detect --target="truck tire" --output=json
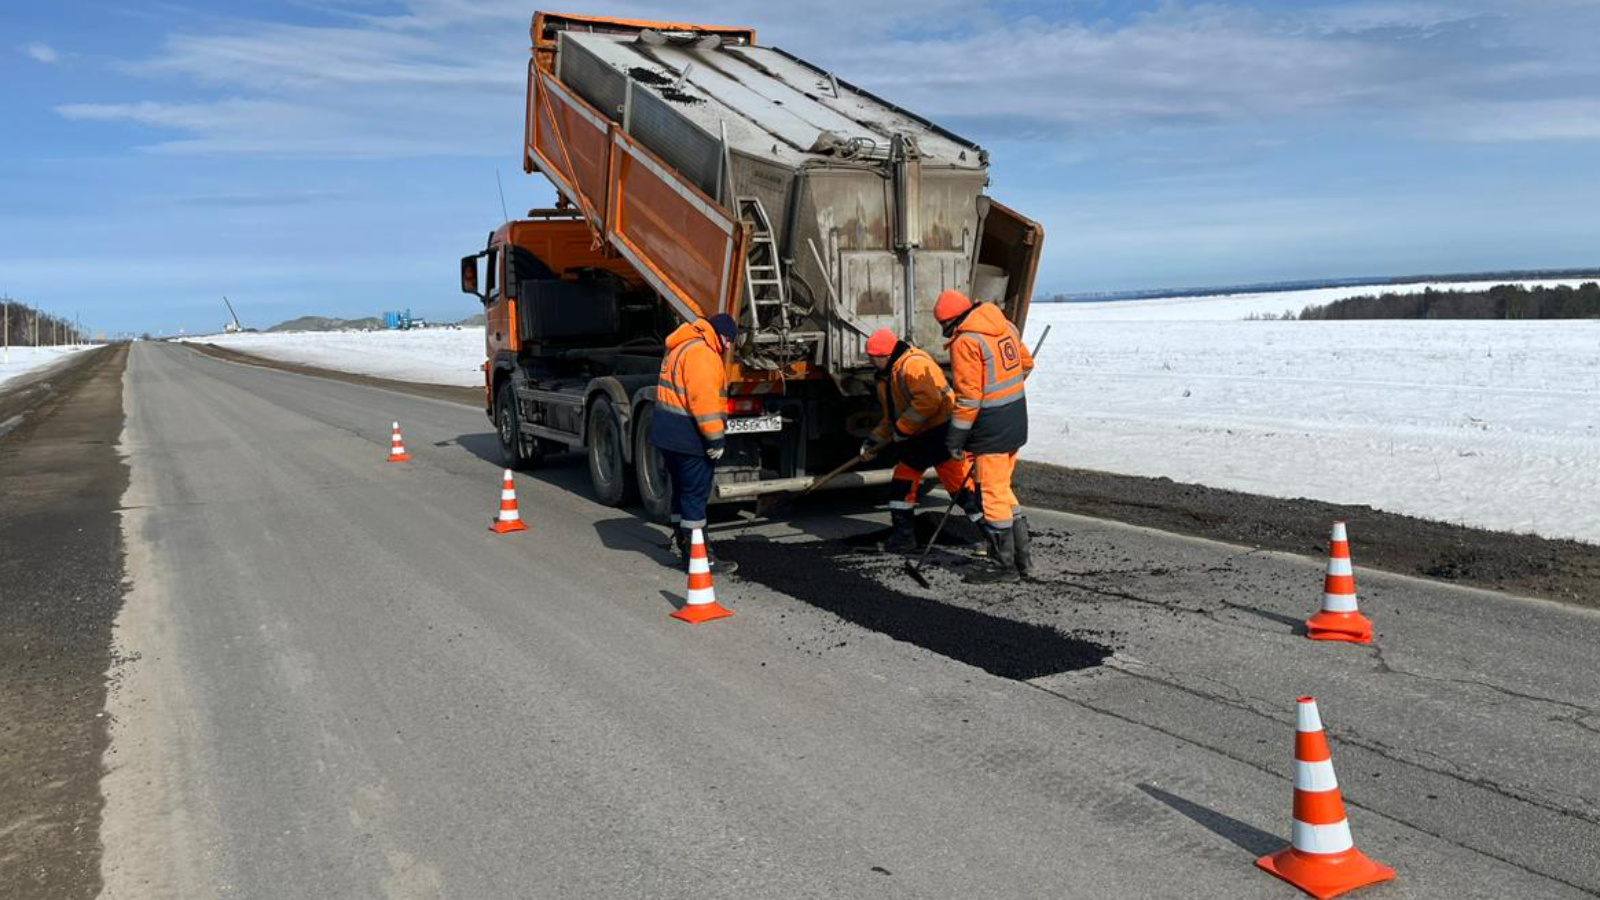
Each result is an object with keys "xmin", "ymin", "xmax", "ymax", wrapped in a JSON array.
[
  {"xmin": 497, "ymin": 382, "xmax": 543, "ymax": 470},
  {"xmin": 632, "ymin": 403, "xmax": 672, "ymax": 524},
  {"xmin": 586, "ymin": 395, "xmax": 637, "ymax": 507}
]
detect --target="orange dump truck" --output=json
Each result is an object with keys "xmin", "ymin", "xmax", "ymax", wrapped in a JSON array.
[{"xmin": 461, "ymin": 11, "xmax": 1042, "ymax": 520}]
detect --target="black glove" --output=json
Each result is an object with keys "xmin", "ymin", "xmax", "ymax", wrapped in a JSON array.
[{"xmin": 859, "ymin": 438, "xmax": 879, "ymax": 459}]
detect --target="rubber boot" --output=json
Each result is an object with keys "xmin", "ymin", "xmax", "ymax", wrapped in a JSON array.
[
  {"xmin": 964, "ymin": 527, "xmax": 1020, "ymax": 584},
  {"xmin": 954, "ymin": 488, "xmax": 987, "ymax": 553},
  {"xmin": 1012, "ymin": 515, "xmax": 1034, "ymax": 579},
  {"xmin": 884, "ymin": 507, "xmax": 918, "ymax": 553}
]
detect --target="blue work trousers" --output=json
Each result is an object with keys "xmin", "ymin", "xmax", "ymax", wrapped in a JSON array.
[{"xmin": 662, "ymin": 448, "xmax": 715, "ymax": 530}]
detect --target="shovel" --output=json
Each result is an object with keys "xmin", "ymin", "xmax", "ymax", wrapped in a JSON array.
[
  {"xmin": 753, "ymin": 437, "xmax": 891, "ymax": 518},
  {"xmin": 903, "ymin": 471, "xmax": 976, "ymax": 589}
]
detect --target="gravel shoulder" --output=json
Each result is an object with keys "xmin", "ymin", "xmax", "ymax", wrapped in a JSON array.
[
  {"xmin": 191, "ymin": 341, "xmax": 1600, "ymax": 608},
  {"xmin": 0, "ymin": 343, "xmax": 130, "ymax": 900}
]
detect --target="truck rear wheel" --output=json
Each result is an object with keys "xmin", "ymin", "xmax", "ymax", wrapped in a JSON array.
[
  {"xmin": 497, "ymin": 382, "xmax": 543, "ymax": 470},
  {"xmin": 633, "ymin": 403, "xmax": 672, "ymax": 524},
  {"xmin": 586, "ymin": 396, "xmax": 637, "ymax": 507}
]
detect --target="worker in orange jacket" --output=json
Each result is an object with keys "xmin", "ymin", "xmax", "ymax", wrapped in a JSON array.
[
  {"xmin": 650, "ymin": 312, "xmax": 740, "ymax": 573},
  {"xmin": 934, "ymin": 290, "xmax": 1035, "ymax": 583},
  {"xmin": 861, "ymin": 328, "xmax": 984, "ymax": 552}
]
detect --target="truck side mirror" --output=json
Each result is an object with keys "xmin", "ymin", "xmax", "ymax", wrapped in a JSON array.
[{"xmin": 461, "ymin": 254, "xmax": 485, "ymax": 300}]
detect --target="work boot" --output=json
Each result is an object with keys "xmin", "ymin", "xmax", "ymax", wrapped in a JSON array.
[
  {"xmin": 883, "ymin": 507, "xmax": 918, "ymax": 553},
  {"xmin": 669, "ymin": 526, "xmax": 688, "ymax": 564},
  {"xmin": 1013, "ymin": 515, "xmax": 1034, "ymax": 579},
  {"xmin": 964, "ymin": 526, "xmax": 1020, "ymax": 584},
  {"xmin": 703, "ymin": 535, "xmax": 739, "ymax": 577}
]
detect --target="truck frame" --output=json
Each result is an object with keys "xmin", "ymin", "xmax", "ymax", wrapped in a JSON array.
[{"xmin": 462, "ymin": 11, "xmax": 1043, "ymax": 521}]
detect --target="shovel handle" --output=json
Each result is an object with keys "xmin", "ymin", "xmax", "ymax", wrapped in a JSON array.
[{"xmin": 798, "ymin": 436, "xmax": 890, "ymax": 498}]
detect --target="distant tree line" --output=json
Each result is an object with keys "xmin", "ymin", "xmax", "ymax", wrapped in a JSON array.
[
  {"xmin": 2, "ymin": 299, "xmax": 87, "ymax": 346},
  {"xmin": 1296, "ymin": 283, "xmax": 1600, "ymax": 320}
]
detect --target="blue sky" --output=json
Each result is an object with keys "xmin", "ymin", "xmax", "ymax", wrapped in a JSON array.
[{"xmin": 4, "ymin": 1, "xmax": 1599, "ymax": 335}]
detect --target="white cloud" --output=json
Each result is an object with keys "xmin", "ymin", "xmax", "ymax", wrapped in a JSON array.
[
  {"xmin": 50, "ymin": 0, "xmax": 1600, "ymax": 160},
  {"xmin": 25, "ymin": 42, "xmax": 59, "ymax": 64},
  {"xmin": 1439, "ymin": 99, "xmax": 1600, "ymax": 142}
]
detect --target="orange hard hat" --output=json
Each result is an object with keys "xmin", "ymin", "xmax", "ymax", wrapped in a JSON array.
[
  {"xmin": 865, "ymin": 328, "xmax": 898, "ymax": 357},
  {"xmin": 934, "ymin": 289, "xmax": 974, "ymax": 323}
]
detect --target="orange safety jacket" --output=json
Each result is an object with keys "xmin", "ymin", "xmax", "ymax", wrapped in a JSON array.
[
  {"xmin": 870, "ymin": 343, "xmax": 954, "ymax": 444},
  {"xmin": 650, "ymin": 319, "xmax": 729, "ymax": 455},
  {"xmin": 945, "ymin": 302, "xmax": 1033, "ymax": 455}
]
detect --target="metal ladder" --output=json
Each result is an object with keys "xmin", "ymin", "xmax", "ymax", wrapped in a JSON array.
[{"xmin": 737, "ymin": 196, "xmax": 789, "ymax": 340}]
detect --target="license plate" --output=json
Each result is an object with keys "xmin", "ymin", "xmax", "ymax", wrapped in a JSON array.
[{"xmin": 726, "ymin": 413, "xmax": 783, "ymax": 435}]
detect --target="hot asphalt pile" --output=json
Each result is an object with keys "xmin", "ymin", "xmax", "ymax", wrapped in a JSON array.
[{"xmin": 721, "ymin": 513, "xmax": 1115, "ymax": 681}]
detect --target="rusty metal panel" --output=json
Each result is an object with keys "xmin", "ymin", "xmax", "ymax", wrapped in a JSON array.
[{"xmin": 607, "ymin": 130, "xmax": 740, "ymax": 322}]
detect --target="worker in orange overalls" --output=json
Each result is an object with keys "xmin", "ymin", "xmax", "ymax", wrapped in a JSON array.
[
  {"xmin": 934, "ymin": 290, "xmax": 1035, "ymax": 583},
  {"xmin": 650, "ymin": 312, "xmax": 740, "ymax": 574},
  {"xmin": 860, "ymin": 328, "xmax": 984, "ymax": 552}
]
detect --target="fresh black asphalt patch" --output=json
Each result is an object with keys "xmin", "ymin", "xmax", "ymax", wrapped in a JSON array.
[{"xmin": 721, "ymin": 521, "xmax": 1113, "ymax": 681}]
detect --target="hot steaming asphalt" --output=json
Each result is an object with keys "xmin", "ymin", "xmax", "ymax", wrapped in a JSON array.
[{"xmin": 103, "ymin": 340, "xmax": 1600, "ymax": 898}]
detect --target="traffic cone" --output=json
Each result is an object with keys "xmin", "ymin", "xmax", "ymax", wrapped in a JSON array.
[
  {"xmin": 387, "ymin": 421, "xmax": 412, "ymax": 463},
  {"xmin": 489, "ymin": 469, "xmax": 528, "ymax": 533},
  {"xmin": 670, "ymin": 528, "xmax": 732, "ymax": 624},
  {"xmin": 1307, "ymin": 521, "xmax": 1374, "ymax": 644},
  {"xmin": 1257, "ymin": 696, "xmax": 1395, "ymax": 899}
]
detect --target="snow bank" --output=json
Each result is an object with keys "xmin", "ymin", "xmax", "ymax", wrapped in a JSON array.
[
  {"xmin": 183, "ymin": 328, "xmax": 486, "ymax": 387},
  {"xmin": 1021, "ymin": 313, "xmax": 1600, "ymax": 544},
  {"xmin": 0, "ymin": 345, "xmax": 97, "ymax": 392}
]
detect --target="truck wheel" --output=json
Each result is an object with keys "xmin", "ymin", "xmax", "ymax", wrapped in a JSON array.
[
  {"xmin": 586, "ymin": 396, "xmax": 637, "ymax": 507},
  {"xmin": 633, "ymin": 404, "xmax": 672, "ymax": 524},
  {"xmin": 497, "ymin": 382, "xmax": 543, "ymax": 470}
]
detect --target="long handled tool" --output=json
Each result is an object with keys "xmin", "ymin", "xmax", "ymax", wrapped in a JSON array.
[
  {"xmin": 903, "ymin": 471, "xmax": 976, "ymax": 589},
  {"xmin": 754, "ymin": 437, "xmax": 890, "ymax": 518},
  {"xmin": 902, "ymin": 325, "xmax": 1051, "ymax": 588}
]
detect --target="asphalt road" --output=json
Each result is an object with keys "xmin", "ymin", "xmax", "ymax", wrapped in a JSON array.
[{"xmin": 102, "ymin": 340, "xmax": 1600, "ymax": 899}]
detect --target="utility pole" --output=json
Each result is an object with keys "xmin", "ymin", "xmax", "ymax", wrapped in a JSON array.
[{"xmin": 3, "ymin": 294, "xmax": 9, "ymax": 364}]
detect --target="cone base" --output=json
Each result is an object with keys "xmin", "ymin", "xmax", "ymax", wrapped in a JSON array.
[
  {"xmin": 387, "ymin": 454, "xmax": 412, "ymax": 463},
  {"xmin": 490, "ymin": 519, "xmax": 528, "ymax": 534},
  {"xmin": 1307, "ymin": 611, "xmax": 1373, "ymax": 644},
  {"xmin": 1256, "ymin": 846, "xmax": 1396, "ymax": 899},
  {"xmin": 670, "ymin": 602, "xmax": 733, "ymax": 625}
]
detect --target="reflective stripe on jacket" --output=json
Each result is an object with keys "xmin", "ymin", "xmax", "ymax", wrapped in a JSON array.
[
  {"xmin": 945, "ymin": 303, "xmax": 1033, "ymax": 454},
  {"xmin": 649, "ymin": 319, "xmax": 728, "ymax": 455},
  {"xmin": 871, "ymin": 343, "xmax": 954, "ymax": 444}
]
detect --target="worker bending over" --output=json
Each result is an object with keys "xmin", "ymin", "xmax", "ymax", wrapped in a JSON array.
[
  {"xmin": 935, "ymin": 290, "xmax": 1035, "ymax": 583},
  {"xmin": 650, "ymin": 312, "xmax": 740, "ymax": 574},
  {"xmin": 861, "ymin": 328, "xmax": 984, "ymax": 552}
]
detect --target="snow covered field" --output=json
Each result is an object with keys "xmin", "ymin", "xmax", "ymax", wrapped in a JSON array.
[
  {"xmin": 184, "ymin": 328, "xmax": 485, "ymax": 387},
  {"xmin": 183, "ymin": 279, "xmax": 1600, "ymax": 543},
  {"xmin": 1024, "ymin": 290, "xmax": 1600, "ymax": 544},
  {"xmin": 1056, "ymin": 279, "xmax": 1592, "ymax": 321},
  {"xmin": 0, "ymin": 345, "xmax": 97, "ymax": 392}
]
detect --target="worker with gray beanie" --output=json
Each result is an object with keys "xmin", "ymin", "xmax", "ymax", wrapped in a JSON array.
[{"xmin": 651, "ymin": 312, "xmax": 740, "ymax": 572}]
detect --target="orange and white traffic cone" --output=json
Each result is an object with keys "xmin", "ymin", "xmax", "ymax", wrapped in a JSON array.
[
  {"xmin": 1257, "ymin": 697, "xmax": 1395, "ymax": 899},
  {"xmin": 1307, "ymin": 521, "xmax": 1374, "ymax": 644},
  {"xmin": 670, "ymin": 528, "xmax": 732, "ymax": 624},
  {"xmin": 387, "ymin": 421, "xmax": 412, "ymax": 463},
  {"xmin": 489, "ymin": 469, "xmax": 528, "ymax": 534}
]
